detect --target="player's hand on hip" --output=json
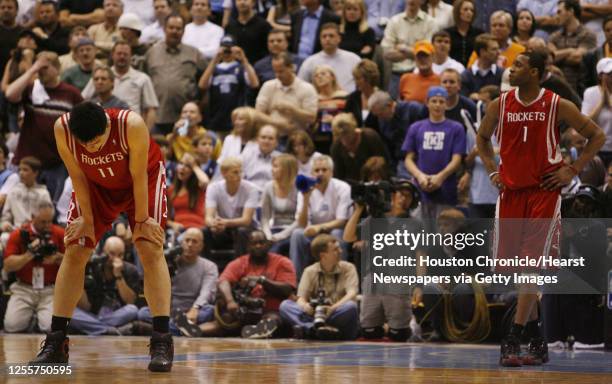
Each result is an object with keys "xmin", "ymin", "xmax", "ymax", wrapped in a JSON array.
[
  {"xmin": 65, "ymin": 217, "xmax": 95, "ymax": 245},
  {"xmin": 490, "ymin": 173, "xmax": 505, "ymax": 190},
  {"xmin": 133, "ymin": 217, "xmax": 164, "ymax": 247},
  {"xmin": 540, "ymin": 167, "xmax": 573, "ymax": 191}
]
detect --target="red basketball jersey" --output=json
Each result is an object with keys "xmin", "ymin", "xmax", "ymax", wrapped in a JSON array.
[
  {"xmin": 59, "ymin": 109, "xmax": 163, "ymax": 190},
  {"xmin": 495, "ymin": 88, "xmax": 562, "ymax": 190}
]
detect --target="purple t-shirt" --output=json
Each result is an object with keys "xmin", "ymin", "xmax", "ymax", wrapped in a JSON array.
[{"xmin": 401, "ymin": 118, "xmax": 466, "ymax": 204}]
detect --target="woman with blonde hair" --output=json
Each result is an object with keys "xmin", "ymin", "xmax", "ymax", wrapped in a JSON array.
[
  {"xmin": 261, "ymin": 154, "xmax": 299, "ymax": 255},
  {"xmin": 339, "ymin": 0, "xmax": 376, "ymax": 59},
  {"xmin": 344, "ymin": 59, "xmax": 380, "ymax": 129},
  {"xmin": 218, "ymin": 106, "xmax": 286, "ymax": 163},
  {"xmin": 312, "ymin": 65, "xmax": 348, "ymax": 154}
]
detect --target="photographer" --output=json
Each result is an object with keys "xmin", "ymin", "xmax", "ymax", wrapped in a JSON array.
[
  {"xmin": 3, "ymin": 201, "xmax": 64, "ymax": 333},
  {"xmin": 199, "ymin": 230, "xmax": 296, "ymax": 338},
  {"xmin": 138, "ymin": 228, "xmax": 218, "ymax": 337},
  {"xmin": 69, "ymin": 236, "xmax": 140, "ymax": 335},
  {"xmin": 280, "ymin": 234, "xmax": 359, "ymax": 340},
  {"xmin": 543, "ymin": 185, "xmax": 610, "ymax": 345},
  {"xmin": 344, "ymin": 179, "xmax": 423, "ymax": 341},
  {"xmin": 198, "ymin": 35, "xmax": 259, "ymax": 133}
]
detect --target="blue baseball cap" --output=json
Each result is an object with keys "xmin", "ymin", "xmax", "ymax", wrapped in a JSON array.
[{"xmin": 427, "ymin": 86, "xmax": 448, "ymax": 100}]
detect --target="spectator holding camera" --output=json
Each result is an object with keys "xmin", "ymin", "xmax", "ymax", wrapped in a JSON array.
[
  {"xmin": 3, "ymin": 201, "xmax": 64, "ymax": 333},
  {"xmin": 199, "ymin": 35, "xmax": 259, "ymax": 133},
  {"xmin": 280, "ymin": 234, "xmax": 359, "ymax": 340},
  {"xmin": 69, "ymin": 236, "xmax": 141, "ymax": 335},
  {"xmin": 1, "ymin": 157, "xmax": 52, "ymax": 233},
  {"xmin": 138, "ymin": 228, "xmax": 219, "ymax": 337},
  {"xmin": 290, "ymin": 155, "xmax": 352, "ymax": 279},
  {"xmin": 199, "ymin": 230, "xmax": 296, "ymax": 338}
]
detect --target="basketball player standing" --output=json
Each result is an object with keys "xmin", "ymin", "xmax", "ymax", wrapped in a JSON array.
[
  {"xmin": 29, "ymin": 102, "xmax": 173, "ymax": 372},
  {"xmin": 477, "ymin": 51, "xmax": 605, "ymax": 366}
]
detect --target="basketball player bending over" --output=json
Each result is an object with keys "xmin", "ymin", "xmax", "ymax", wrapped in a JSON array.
[
  {"xmin": 477, "ymin": 51, "xmax": 605, "ymax": 367},
  {"xmin": 29, "ymin": 102, "xmax": 174, "ymax": 372}
]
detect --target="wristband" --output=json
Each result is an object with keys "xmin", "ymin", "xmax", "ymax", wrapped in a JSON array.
[
  {"xmin": 568, "ymin": 164, "xmax": 579, "ymax": 176},
  {"xmin": 488, "ymin": 171, "xmax": 499, "ymax": 180}
]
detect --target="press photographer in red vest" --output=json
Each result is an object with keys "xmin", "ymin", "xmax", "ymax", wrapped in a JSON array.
[{"xmin": 3, "ymin": 201, "xmax": 64, "ymax": 333}]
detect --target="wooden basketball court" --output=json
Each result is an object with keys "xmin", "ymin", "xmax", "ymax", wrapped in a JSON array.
[{"xmin": 1, "ymin": 335, "xmax": 611, "ymax": 383}]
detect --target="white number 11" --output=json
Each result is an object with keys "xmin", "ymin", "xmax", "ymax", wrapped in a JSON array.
[
  {"xmin": 98, "ymin": 167, "xmax": 115, "ymax": 178},
  {"xmin": 523, "ymin": 126, "xmax": 528, "ymax": 142}
]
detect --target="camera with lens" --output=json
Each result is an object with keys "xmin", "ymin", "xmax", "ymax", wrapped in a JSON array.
[
  {"xmin": 21, "ymin": 230, "xmax": 58, "ymax": 263},
  {"xmin": 233, "ymin": 278, "xmax": 266, "ymax": 325},
  {"xmin": 350, "ymin": 180, "xmax": 391, "ymax": 218},
  {"xmin": 84, "ymin": 254, "xmax": 107, "ymax": 292},
  {"xmin": 309, "ymin": 287, "xmax": 332, "ymax": 329},
  {"xmin": 164, "ymin": 245, "xmax": 182, "ymax": 276}
]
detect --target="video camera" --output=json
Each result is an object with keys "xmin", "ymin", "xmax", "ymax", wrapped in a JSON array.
[
  {"xmin": 233, "ymin": 278, "xmax": 266, "ymax": 325},
  {"xmin": 309, "ymin": 287, "xmax": 332, "ymax": 329},
  {"xmin": 84, "ymin": 254, "xmax": 107, "ymax": 292},
  {"xmin": 350, "ymin": 180, "xmax": 392, "ymax": 218},
  {"xmin": 21, "ymin": 230, "xmax": 58, "ymax": 263}
]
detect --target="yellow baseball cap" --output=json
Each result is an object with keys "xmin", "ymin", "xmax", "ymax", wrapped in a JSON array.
[{"xmin": 414, "ymin": 41, "xmax": 434, "ymax": 55}]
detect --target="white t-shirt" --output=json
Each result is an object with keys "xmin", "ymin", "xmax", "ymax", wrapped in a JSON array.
[
  {"xmin": 582, "ymin": 85, "xmax": 612, "ymax": 152},
  {"xmin": 182, "ymin": 21, "xmax": 224, "ymax": 59},
  {"xmin": 0, "ymin": 173, "xmax": 19, "ymax": 197},
  {"xmin": 297, "ymin": 49, "xmax": 362, "ymax": 93},
  {"xmin": 140, "ymin": 21, "xmax": 165, "ymax": 45},
  {"xmin": 123, "ymin": 0, "xmax": 156, "ymax": 25},
  {"xmin": 432, "ymin": 57, "xmax": 466, "ymax": 76},
  {"xmin": 217, "ymin": 135, "xmax": 258, "ymax": 165},
  {"xmin": 425, "ymin": 1, "xmax": 454, "ymax": 31},
  {"xmin": 295, "ymin": 178, "xmax": 352, "ymax": 225},
  {"xmin": 205, "ymin": 179, "xmax": 260, "ymax": 219},
  {"xmin": 297, "ymin": 151, "xmax": 323, "ymax": 176}
]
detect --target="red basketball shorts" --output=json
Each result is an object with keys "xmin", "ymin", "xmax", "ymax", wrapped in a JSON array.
[
  {"xmin": 491, "ymin": 187, "xmax": 561, "ymax": 273},
  {"xmin": 67, "ymin": 161, "xmax": 167, "ymax": 248}
]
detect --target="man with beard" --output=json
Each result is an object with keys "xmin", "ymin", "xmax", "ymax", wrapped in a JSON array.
[{"xmin": 199, "ymin": 230, "xmax": 296, "ymax": 338}]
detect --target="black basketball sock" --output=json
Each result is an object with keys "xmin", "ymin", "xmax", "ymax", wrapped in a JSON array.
[
  {"xmin": 51, "ymin": 316, "xmax": 71, "ymax": 335},
  {"xmin": 152, "ymin": 316, "xmax": 170, "ymax": 334},
  {"xmin": 509, "ymin": 323, "xmax": 524, "ymax": 339},
  {"xmin": 525, "ymin": 319, "xmax": 541, "ymax": 339}
]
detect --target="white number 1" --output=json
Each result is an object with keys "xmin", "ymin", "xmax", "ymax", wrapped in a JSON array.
[
  {"xmin": 523, "ymin": 126, "xmax": 528, "ymax": 142},
  {"xmin": 98, "ymin": 167, "xmax": 115, "ymax": 178}
]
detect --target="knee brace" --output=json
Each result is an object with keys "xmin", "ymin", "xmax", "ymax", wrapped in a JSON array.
[
  {"xmin": 388, "ymin": 328, "xmax": 410, "ymax": 342},
  {"xmin": 361, "ymin": 326, "xmax": 384, "ymax": 339}
]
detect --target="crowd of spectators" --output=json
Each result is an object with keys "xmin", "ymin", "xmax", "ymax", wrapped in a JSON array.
[{"xmin": 0, "ymin": 0, "xmax": 611, "ymax": 343}]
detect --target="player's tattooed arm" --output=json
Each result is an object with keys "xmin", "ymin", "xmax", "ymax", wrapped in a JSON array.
[{"xmin": 54, "ymin": 118, "xmax": 96, "ymax": 244}]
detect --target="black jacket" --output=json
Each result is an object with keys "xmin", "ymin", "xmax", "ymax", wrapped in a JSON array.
[{"xmin": 289, "ymin": 7, "xmax": 340, "ymax": 55}]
